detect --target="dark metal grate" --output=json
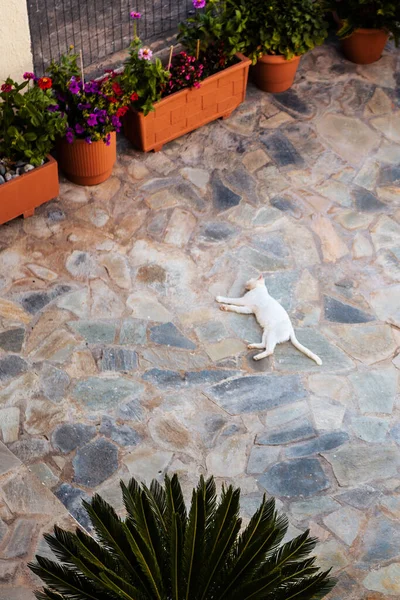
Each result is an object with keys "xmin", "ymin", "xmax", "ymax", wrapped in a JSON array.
[{"xmin": 27, "ymin": 0, "xmax": 193, "ymax": 75}]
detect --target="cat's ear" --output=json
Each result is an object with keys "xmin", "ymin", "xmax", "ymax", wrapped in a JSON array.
[{"xmin": 257, "ymin": 275, "xmax": 264, "ymax": 281}]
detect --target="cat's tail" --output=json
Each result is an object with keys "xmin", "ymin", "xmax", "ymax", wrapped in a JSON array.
[{"xmin": 290, "ymin": 334, "xmax": 322, "ymax": 366}]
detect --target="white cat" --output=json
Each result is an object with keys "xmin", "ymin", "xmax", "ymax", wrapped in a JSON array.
[{"xmin": 216, "ymin": 275, "xmax": 322, "ymax": 364}]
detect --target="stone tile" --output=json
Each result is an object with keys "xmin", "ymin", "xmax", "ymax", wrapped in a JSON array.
[
  {"xmin": 0, "ymin": 442, "xmax": 21, "ymax": 476},
  {"xmin": 371, "ymin": 215, "xmax": 400, "ymax": 251},
  {"xmin": 242, "ymin": 149, "xmax": 270, "ymax": 173},
  {"xmin": 90, "ymin": 280, "xmax": 125, "ymax": 319},
  {"xmin": 365, "ymin": 87, "xmax": 393, "ymax": 116},
  {"xmin": 119, "ymin": 318, "xmax": 147, "ymax": 345},
  {"xmin": 247, "ymin": 445, "xmax": 281, "ymax": 474},
  {"xmin": 68, "ymin": 319, "xmax": 117, "ymax": 344},
  {"xmin": 256, "ymin": 417, "xmax": 316, "ymax": 446},
  {"xmin": 9, "ymin": 439, "xmax": 50, "ymax": 464},
  {"xmin": 274, "ymin": 329, "xmax": 353, "ymax": 372},
  {"xmin": 0, "ymin": 560, "xmax": 18, "ymax": 583},
  {"xmin": 100, "ymin": 347, "xmax": 138, "ymax": 372},
  {"xmin": 0, "ymin": 328, "xmax": 24, "ymax": 352},
  {"xmin": 349, "ymin": 368, "xmax": 398, "ymax": 414},
  {"xmin": 52, "ymin": 423, "xmax": 96, "ymax": 454},
  {"xmin": 40, "ymin": 364, "xmax": 70, "ymax": 402},
  {"xmin": 72, "ymin": 377, "xmax": 144, "ymax": 411},
  {"xmin": 335, "ymin": 210, "xmax": 374, "ymax": 230},
  {"xmin": 0, "ymin": 407, "xmax": 20, "ymax": 443},
  {"xmin": 31, "ymin": 329, "xmax": 77, "ymax": 363},
  {"xmin": 206, "ymin": 435, "xmax": 251, "ymax": 477},
  {"xmin": 207, "ymin": 374, "xmax": 306, "ymax": 415},
  {"xmin": 317, "ymin": 113, "xmax": 380, "ymax": 166},
  {"xmin": 324, "ymin": 296, "xmax": 374, "ymax": 323},
  {"xmin": 286, "ymin": 431, "xmax": 349, "ymax": 458},
  {"xmin": 99, "ymin": 416, "xmax": 141, "ymax": 447},
  {"xmin": 55, "ymin": 483, "xmax": 91, "ymax": 530},
  {"xmin": 73, "ymin": 438, "xmax": 118, "ymax": 487},
  {"xmin": 127, "ymin": 293, "xmax": 172, "ymax": 323},
  {"xmin": 140, "ymin": 347, "xmax": 209, "ymax": 371},
  {"xmin": 212, "ymin": 173, "xmax": 241, "ymax": 212},
  {"xmin": 180, "ymin": 167, "xmax": 210, "ymax": 191},
  {"xmin": 363, "ymin": 563, "xmax": 400, "ymax": 595},
  {"xmin": 322, "ymin": 444, "xmax": 400, "ymax": 486},
  {"xmin": 309, "ymin": 397, "xmax": 346, "ymax": 430},
  {"xmin": 164, "ymin": 208, "xmax": 197, "ymax": 247},
  {"xmin": 65, "ymin": 350, "xmax": 98, "ymax": 378},
  {"xmin": 0, "ymin": 298, "xmax": 30, "ymax": 324},
  {"xmin": 370, "ymin": 284, "xmax": 400, "ymax": 327},
  {"xmin": 360, "ymin": 514, "xmax": 400, "ymax": 565},
  {"xmin": 326, "ymin": 323, "xmax": 396, "ymax": 365},
  {"xmin": 315, "ymin": 539, "xmax": 349, "ymax": 573},
  {"xmin": 123, "ymin": 447, "xmax": 173, "ymax": 482},
  {"xmin": 29, "ymin": 462, "xmax": 59, "ymax": 488},
  {"xmin": 290, "ymin": 497, "xmax": 340, "ymax": 521},
  {"xmin": 352, "ymin": 233, "xmax": 373, "ymax": 259},
  {"xmin": 149, "ymin": 322, "xmax": 196, "ymax": 350},
  {"xmin": 0, "ymin": 355, "xmax": 28, "ymax": 381},
  {"xmin": 265, "ymin": 401, "xmax": 309, "ymax": 429},
  {"xmin": 353, "ymin": 187, "xmax": 388, "ymax": 212},
  {"xmin": 100, "ymin": 254, "xmax": 131, "ymax": 289},
  {"xmin": 351, "ymin": 416, "xmax": 390, "ymax": 442},
  {"xmin": 260, "ymin": 132, "xmax": 305, "ymax": 168},
  {"xmin": 204, "ymin": 339, "xmax": 247, "ymax": 361},
  {"xmin": 258, "ymin": 458, "xmax": 330, "ymax": 498},
  {"xmin": 371, "ymin": 113, "xmax": 400, "ymax": 143},
  {"xmin": 1, "ymin": 470, "xmax": 66, "ymax": 515},
  {"xmin": 323, "ymin": 507, "xmax": 363, "ymax": 546},
  {"xmin": 311, "ymin": 215, "xmax": 348, "ymax": 262},
  {"xmin": 336, "ymin": 487, "xmax": 380, "ymax": 510},
  {"xmin": 261, "ymin": 111, "xmax": 294, "ymax": 129}
]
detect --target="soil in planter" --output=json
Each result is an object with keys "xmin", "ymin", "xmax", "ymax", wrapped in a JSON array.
[{"xmin": 0, "ymin": 158, "xmax": 37, "ymax": 185}]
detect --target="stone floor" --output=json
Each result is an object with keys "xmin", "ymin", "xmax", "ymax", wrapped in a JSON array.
[{"xmin": 0, "ymin": 39, "xmax": 400, "ymax": 598}]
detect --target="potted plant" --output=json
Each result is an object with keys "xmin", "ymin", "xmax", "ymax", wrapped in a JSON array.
[
  {"xmin": 329, "ymin": 0, "xmax": 400, "ymax": 64},
  {"xmin": 239, "ymin": 0, "xmax": 328, "ymax": 93},
  {"xmin": 47, "ymin": 51, "xmax": 133, "ymax": 185},
  {"xmin": 122, "ymin": 3, "xmax": 251, "ymax": 152},
  {"xmin": 29, "ymin": 474, "xmax": 335, "ymax": 599},
  {"xmin": 0, "ymin": 74, "xmax": 67, "ymax": 225}
]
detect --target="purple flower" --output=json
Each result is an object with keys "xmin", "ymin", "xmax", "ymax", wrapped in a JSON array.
[
  {"xmin": 138, "ymin": 47, "xmax": 153, "ymax": 60},
  {"xmin": 84, "ymin": 81, "xmax": 99, "ymax": 94},
  {"xmin": 87, "ymin": 113, "xmax": 97, "ymax": 126},
  {"xmin": 97, "ymin": 109, "xmax": 107, "ymax": 123},
  {"xmin": 111, "ymin": 115, "xmax": 121, "ymax": 131},
  {"xmin": 85, "ymin": 136, "xmax": 93, "ymax": 144},
  {"xmin": 47, "ymin": 104, "xmax": 60, "ymax": 112},
  {"xmin": 75, "ymin": 123, "xmax": 85, "ymax": 134},
  {"xmin": 65, "ymin": 128, "xmax": 75, "ymax": 144},
  {"xmin": 192, "ymin": 0, "xmax": 206, "ymax": 7},
  {"xmin": 130, "ymin": 11, "xmax": 141, "ymax": 19},
  {"xmin": 105, "ymin": 133, "xmax": 111, "ymax": 146},
  {"xmin": 77, "ymin": 102, "xmax": 91, "ymax": 110},
  {"xmin": 56, "ymin": 91, "xmax": 66, "ymax": 102},
  {"xmin": 68, "ymin": 76, "xmax": 81, "ymax": 94},
  {"xmin": 23, "ymin": 72, "xmax": 35, "ymax": 80}
]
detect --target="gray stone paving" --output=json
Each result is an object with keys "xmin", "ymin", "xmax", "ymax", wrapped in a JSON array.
[{"xmin": 0, "ymin": 40, "xmax": 400, "ymax": 597}]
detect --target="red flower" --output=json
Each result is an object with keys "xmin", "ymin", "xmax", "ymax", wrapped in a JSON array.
[
  {"xmin": 108, "ymin": 96, "xmax": 118, "ymax": 103},
  {"xmin": 37, "ymin": 76, "xmax": 52, "ymax": 90},
  {"xmin": 111, "ymin": 82, "xmax": 123, "ymax": 96},
  {"xmin": 1, "ymin": 83, "xmax": 13, "ymax": 93},
  {"xmin": 130, "ymin": 92, "xmax": 139, "ymax": 101},
  {"xmin": 116, "ymin": 106, "xmax": 129, "ymax": 118}
]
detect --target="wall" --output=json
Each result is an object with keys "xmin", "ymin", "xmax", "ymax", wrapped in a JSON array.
[{"xmin": 0, "ymin": 0, "xmax": 33, "ymax": 82}]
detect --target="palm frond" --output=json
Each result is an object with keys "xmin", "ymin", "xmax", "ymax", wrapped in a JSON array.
[
  {"xmin": 182, "ymin": 478, "xmax": 206, "ymax": 599},
  {"xmin": 276, "ymin": 570, "xmax": 336, "ymax": 600},
  {"xmin": 144, "ymin": 479, "xmax": 168, "ymax": 534},
  {"xmin": 165, "ymin": 474, "xmax": 187, "ymax": 532},
  {"xmin": 170, "ymin": 511, "xmax": 184, "ymax": 600},
  {"xmin": 261, "ymin": 530, "xmax": 317, "ymax": 575},
  {"xmin": 123, "ymin": 520, "xmax": 164, "ymax": 600},
  {"xmin": 34, "ymin": 590, "xmax": 66, "ymax": 600},
  {"xmin": 29, "ymin": 556, "xmax": 114, "ymax": 600}
]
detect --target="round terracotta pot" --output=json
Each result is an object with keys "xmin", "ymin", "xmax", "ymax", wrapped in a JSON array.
[
  {"xmin": 57, "ymin": 132, "xmax": 116, "ymax": 186},
  {"xmin": 252, "ymin": 54, "xmax": 301, "ymax": 93},
  {"xmin": 340, "ymin": 28, "xmax": 389, "ymax": 64}
]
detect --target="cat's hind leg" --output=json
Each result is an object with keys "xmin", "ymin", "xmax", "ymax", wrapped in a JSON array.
[
  {"xmin": 248, "ymin": 329, "xmax": 268, "ymax": 350},
  {"xmin": 253, "ymin": 335, "xmax": 277, "ymax": 361},
  {"xmin": 216, "ymin": 296, "xmax": 247, "ymax": 305},
  {"xmin": 220, "ymin": 304, "xmax": 253, "ymax": 314}
]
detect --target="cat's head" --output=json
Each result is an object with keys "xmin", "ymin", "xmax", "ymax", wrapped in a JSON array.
[{"xmin": 245, "ymin": 275, "xmax": 265, "ymax": 290}]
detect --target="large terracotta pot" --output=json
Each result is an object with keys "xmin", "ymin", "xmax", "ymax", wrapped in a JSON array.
[
  {"xmin": 252, "ymin": 54, "xmax": 301, "ymax": 93},
  {"xmin": 57, "ymin": 132, "xmax": 116, "ymax": 185},
  {"xmin": 124, "ymin": 53, "xmax": 251, "ymax": 152},
  {"xmin": 341, "ymin": 28, "xmax": 389, "ymax": 64},
  {"xmin": 0, "ymin": 155, "xmax": 59, "ymax": 226}
]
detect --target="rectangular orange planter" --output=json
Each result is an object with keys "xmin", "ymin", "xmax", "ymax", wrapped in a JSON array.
[
  {"xmin": 124, "ymin": 53, "xmax": 251, "ymax": 152},
  {"xmin": 0, "ymin": 155, "xmax": 59, "ymax": 226}
]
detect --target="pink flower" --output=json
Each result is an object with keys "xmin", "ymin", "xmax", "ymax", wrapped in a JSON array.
[
  {"xmin": 23, "ymin": 72, "xmax": 35, "ymax": 80},
  {"xmin": 138, "ymin": 47, "xmax": 153, "ymax": 60},
  {"xmin": 130, "ymin": 11, "xmax": 141, "ymax": 19},
  {"xmin": 1, "ymin": 83, "xmax": 12, "ymax": 93},
  {"xmin": 192, "ymin": 0, "xmax": 206, "ymax": 7}
]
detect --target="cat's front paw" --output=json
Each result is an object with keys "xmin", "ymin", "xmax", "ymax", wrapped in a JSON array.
[
  {"xmin": 216, "ymin": 296, "xmax": 224, "ymax": 303},
  {"xmin": 220, "ymin": 304, "xmax": 229, "ymax": 311}
]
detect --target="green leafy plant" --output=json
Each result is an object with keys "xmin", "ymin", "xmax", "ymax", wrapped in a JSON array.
[
  {"xmin": 29, "ymin": 474, "xmax": 335, "ymax": 600},
  {"xmin": 0, "ymin": 77, "xmax": 67, "ymax": 166},
  {"xmin": 121, "ymin": 33, "xmax": 170, "ymax": 115},
  {"xmin": 178, "ymin": 0, "xmax": 248, "ymax": 75},
  {"xmin": 328, "ymin": 0, "xmax": 400, "ymax": 44},
  {"xmin": 238, "ymin": 0, "xmax": 328, "ymax": 62}
]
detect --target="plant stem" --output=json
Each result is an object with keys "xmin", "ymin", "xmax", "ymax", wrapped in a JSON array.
[
  {"xmin": 80, "ymin": 50, "xmax": 85, "ymax": 87},
  {"xmin": 196, "ymin": 39, "xmax": 200, "ymax": 60},
  {"xmin": 168, "ymin": 45, "xmax": 174, "ymax": 70}
]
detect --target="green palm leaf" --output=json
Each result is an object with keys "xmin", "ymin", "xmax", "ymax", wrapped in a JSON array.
[{"xmin": 31, "ymin": 475, "xmax": 335, "ymax": 600}]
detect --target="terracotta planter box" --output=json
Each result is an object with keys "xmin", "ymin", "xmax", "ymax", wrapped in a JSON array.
[
  {"xmin": 0, "ymin": 155, "xmax": 59, "ymax": 226},
  {"xmin": 124, "ymin": 53, "xmax": 251, "ymax": 152}
]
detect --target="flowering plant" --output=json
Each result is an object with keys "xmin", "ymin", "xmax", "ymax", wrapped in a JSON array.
[
  {"xmin": 178, "ymin": 0, "xmax": 248, "ymax": 75},
  {"xmin": 163, "ymin": 51, "xmax": 204, "ymax": 96},
  {"xmin": 47, "ymin": 51, "xmax": 133, "ymax": 144},
  {"xmin": 121, "ymin": 13, "xmax": 170, "ymax": 116},
  {"xmin": 0, "ymin": 76, "xmax": 67, "ymax": 166}
]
